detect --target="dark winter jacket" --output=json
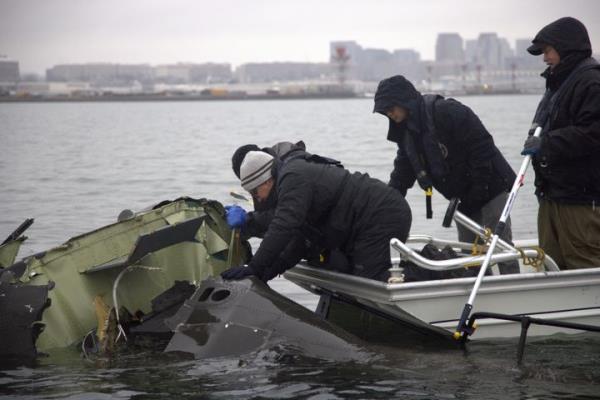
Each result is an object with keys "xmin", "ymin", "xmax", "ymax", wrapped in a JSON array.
[
  {"xmin": 528, "ymin": 17, "xmax": 600, "ymax": 205},
  {"xmin": 373, "ymin": 75, "xmax": 516, "ymax": 214},
  {"xmin": 242, "ymin": 141, "xmax": 343, "ymax": 238},
  {"xmin": 248, "ymin": 158, "xmax": 410, "ymax": 280}
]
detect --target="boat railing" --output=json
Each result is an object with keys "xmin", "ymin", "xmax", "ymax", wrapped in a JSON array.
[
  {"xmin": 391, "ymin": 238, "xmax": 556, "ymax": 272},
  {"xmin": 389, "ymin": 206, "xmax": 560, "ymax": 277}
]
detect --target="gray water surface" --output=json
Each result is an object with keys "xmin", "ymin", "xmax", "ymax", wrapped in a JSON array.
[{"xmin": 1, "ymin": 97, "xmax": 599, "ymax": 399}]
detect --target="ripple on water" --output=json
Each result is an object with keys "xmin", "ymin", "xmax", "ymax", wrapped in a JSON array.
[{"xmin": 1, "ymin": 97, "xmax": 599, "ymax": 399}]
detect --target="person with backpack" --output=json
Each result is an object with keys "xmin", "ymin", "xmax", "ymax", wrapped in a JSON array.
[
  {"xmin": 226, "ymin": 141, "xmax": 352, "ymax": 277},
  {"xmin": 220, "ymin": 149, "xmax": 412, "ymax": 282},
  {"xmin": 520, "ymin": 17, "xmax": 600, "ymax": 269},
  {"xmin": 373, "ymin": 75, "xmax": 519, "ymax": 274},
  {"xmin": 226, "ymin": 141, "xmax": 341, "ymax": 239}
]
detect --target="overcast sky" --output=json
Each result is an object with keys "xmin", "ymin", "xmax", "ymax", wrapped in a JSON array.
[{"xmin": 1, "ymin": 0, "xmax": 599, "ymax": 74}]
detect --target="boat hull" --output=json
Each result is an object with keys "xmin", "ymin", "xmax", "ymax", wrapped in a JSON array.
[{"xmin": 284, "ymin": 264, "xmax": 600, "ymax": 340}]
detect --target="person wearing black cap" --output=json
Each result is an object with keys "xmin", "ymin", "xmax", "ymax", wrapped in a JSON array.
[
  {"xmin": 521, "ymin": 17, "xmax": 600, "ymax": 269},
  {"xmin": 221, "ymin": 150, "xmax": 412, "ymax": 282},
  {"xmin": 373, "ymin": 75, "xmax": 519, "ymax": 274}
]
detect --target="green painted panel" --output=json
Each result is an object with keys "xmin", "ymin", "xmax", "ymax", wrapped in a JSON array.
[{"xmin": 16, "ymin": 198, "xmax": 247, "ymax": 351}]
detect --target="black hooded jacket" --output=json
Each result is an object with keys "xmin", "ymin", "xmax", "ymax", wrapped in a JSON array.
[
  {"xmin": 373, "ymin": 75, "xmax": 516, "ymax": 214},
  {"xmin": 528, "ymin": 17, "xmax": 600, "ymax": 205},
  {"xmin": 237, "ymin": 141, "xmax": 343, "ymax": 238},
  {"xmin": 247, "ymin": 159, "xmax": 411, "ymax": 281}
]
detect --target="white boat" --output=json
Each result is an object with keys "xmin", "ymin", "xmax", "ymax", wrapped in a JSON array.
[{"xmin": 284, "ymin": 206, "xmax": 600, "ymax": 342}]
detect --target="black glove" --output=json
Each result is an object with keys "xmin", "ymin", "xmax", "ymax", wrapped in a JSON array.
[
  {"xmin": 521, "ymin": 136, "xmax": 541, "ymax": 156},
  {"xmin": 220, "ymin": 265, "xmax": 255, "ymax": 280}
]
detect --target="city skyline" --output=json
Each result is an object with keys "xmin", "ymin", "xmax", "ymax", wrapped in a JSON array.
[{"xmin": 1, "ymin": 0, "xmax": 599, "ymax": 74}]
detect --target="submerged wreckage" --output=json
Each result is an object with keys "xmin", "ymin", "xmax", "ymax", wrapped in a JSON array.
[
  {"xmin": 0, "ymin": 197, "xmax": 377, "ymax": 365},
  {"xmin": 3, "ymin": 196, "xmax": 600, "ymax": 366},
  {"xmin": 0, "ymin": 198, "xmax": 249, "ymax": 362}
]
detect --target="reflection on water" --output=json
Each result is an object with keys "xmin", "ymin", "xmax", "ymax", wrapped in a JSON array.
[{"xmin": 1, "ymin": 97, "xmax": 599, "ymax": 399}]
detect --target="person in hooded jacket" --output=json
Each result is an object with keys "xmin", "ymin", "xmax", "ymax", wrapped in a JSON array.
[
  {"xmin": 520, "ymin": 17, "xmax": 600, "ymax": 269},
  {"xmin": 227, "ymin": 140, "xmax": 341, "ymax": 238},
  {"xmin": 373, "ymin": 75, "xmax": 519, "ymax": 274},
  {"xmin": 220, "ymin": 150, "xmax": 412, "ymax": 282},
  {"xmin": 226, "ymin": 141, "xmax": 352, "ymax": 274}
]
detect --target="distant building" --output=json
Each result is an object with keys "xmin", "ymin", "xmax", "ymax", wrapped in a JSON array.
[
  {"xmin": 46, "ymin": 64, "xmax": 85, "ymax": 82},
  {"xmin": 393, "ymin": 49, "xmax": 422, "ymax": 81},
  {"xmin": 462, "ymin": 33, "xmax": 516, "ymax": 70},
  {"xmin": 465, "ymin": 39, "xmax": 478, "ymax": 64},
  {"xmin": 477, "ymin": 33, "xmax": 502, "ymax": 67},
  {"xmin": 362, "ymin": 48, "xmax": 397, "ymax": 80},
  {"xmin": 329, "ymin": 41, "xmax": 422, "ymax": 82},
  {"xmin": 515, "ymin": 39, "xmax": 531, "ymax": 58},
  {"xmin": 0, "ymin": 59, "xmax": 20, "ymax": 82},
  {"xmin": 435, "ymin": 33, "xmax": 464, "ymax": 63},
  {"xmin": 514, "ymin": 38, "xmax": 545, "ymax": 69},
  {"xmin": 46, "ymin": 62, "xmax": 231, "ymax": 85},
  {"xmin": 189, "ymin": 63, "xmax": 232, "ymax": 83},
  {"xmin": 235, "ymin": 62, "xmax": 330, "ymax": 83},
  {"xmin": 499, "ymin": 38, "xmax": 514, "ymax": 63},
  {"xmin": 116, "ymin": 64, "xmax": 154, "ymax": 82},
  {"xmin": 46, "ymin": 63, "xmax": 153, "ymax": 85},
  {"xmin": 393, "ymin": 49, "xmax": 420, "ymax": 65},
  {"xmin": 330, "ymin": 41, "xmax": 364, "ymax": 68},
  {"xmin": 329, "ymin": 40, "xmax": 364, "ymax": 82},
  {"xmin": 154, "ymin": 64, "xmax": 192, "ymax": 83},
  {"xmin": 154, "ymin": 63, "xmax": 231, "ymax": 84}
]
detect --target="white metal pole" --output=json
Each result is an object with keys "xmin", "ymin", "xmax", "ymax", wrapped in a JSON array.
[{"xmin": 454, "ymin": 125, "xmax": 543, "ymax": 340}]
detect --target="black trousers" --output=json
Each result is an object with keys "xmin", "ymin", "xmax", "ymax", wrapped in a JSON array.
[{"xmin": 349, "ymin": 194, "xmax": 412, "ymax": 282}]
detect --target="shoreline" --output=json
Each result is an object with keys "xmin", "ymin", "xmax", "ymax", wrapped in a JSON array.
[
  {"xmin": 0, "ymin": 92, "xmax": 361, "ymax": 103},
  {"xmin": 0, "ymin": 90, "xmax": 543, "ymax": 103}
]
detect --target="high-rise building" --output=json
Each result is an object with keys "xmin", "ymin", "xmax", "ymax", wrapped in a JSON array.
[
  {"xmin": 477, "ymin": 33, "xmax": 502, "ymax": 67},
  {"xmin": 515, "ymin": 39, "xmax": 532, "ymax": 58},
  {"xmin": 465, "ymin": 39, "xmax": 479, "ymax": 64},
  {"xmin": 393, "ymin": 49, "xmax": 420, "ymax": 65},
  {"xmin": 435, "ymin": 33, "xmax": 464, "ymax": 63},
  {"xmin": 393, "ymin": 49, "xmax": 422, "ymax": 82},
  {"xmin": 0, "ymin": 59, "xmax": 20, "ymax": 82},
  {"xmin": 514, "ymin": 38, "xmax": 545, "ymax": 69}
]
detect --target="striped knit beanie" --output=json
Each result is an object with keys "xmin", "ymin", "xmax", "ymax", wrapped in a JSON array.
[{"xmin": 240, "ymin": 151, "xmax": 274, "ymax": 191}]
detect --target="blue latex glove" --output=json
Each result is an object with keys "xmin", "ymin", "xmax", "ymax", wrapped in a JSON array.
[
  {"xmin": 521, "ymin": 136, "xmax": 541, "ymax": 156},
  {"xmin": 224, "ymin": 205, "xmax": 247, "ymax": 228},
  {"xmin": 221, "ymin": 265, "xmax": 255, "ymax": 280}
]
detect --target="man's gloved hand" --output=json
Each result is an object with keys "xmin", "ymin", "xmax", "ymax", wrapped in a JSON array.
[
  {"xmin": 220, "ymin": 265, "xmax": 255, "ymax": 280},
  {"xmin": 224, "ymin": 205, "xmax": 247, "ymax": 228},
  {"xmin": 521, "ymin": 136, "xmax": 541, "ymax": 156}
]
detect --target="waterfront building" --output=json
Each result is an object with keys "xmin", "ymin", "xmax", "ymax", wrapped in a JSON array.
[
  {"xmin": 154, "ymin": 63, "xmax": 231, "ymax": 84},
  {"xmin": 329, "ymin": 41, "xmax": 422, "ymax": 82},
  {"xmin": 0, "ymin": 59, "xmax": 20, "ymax": 82},
  {"xmin": 46, "ymin": 63, "xmax": 153, "ymax": 85},
  {"xmin": 477, "ymin": 33, "xmax": 502, "ymax": 67},
  {"xmin": 465, "ymin": 39, "xmax": 478, "ymax": 65},
  {"xmin": 234, "ymin": 62, "xmax": 330, "ymax": 83},
  {"xmin": 435, "ymin": 33, "xmax": 465, "ymax": 63}
]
